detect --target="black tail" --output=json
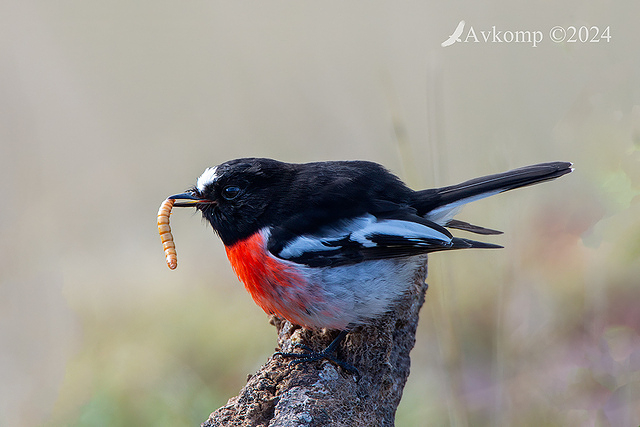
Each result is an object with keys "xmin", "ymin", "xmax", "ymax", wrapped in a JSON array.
[
  {"xmin": 450, "ymin": 237, "xmax": 503, "ymax": 250},
  {"xmin": 412, "ymin": 162, "xmax": 573, "ymax": 218}
]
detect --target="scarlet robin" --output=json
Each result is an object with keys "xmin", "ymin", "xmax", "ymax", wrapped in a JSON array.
[{"xmin": 167, "ymin": 158, "xmax": 572, "ymax": 372}]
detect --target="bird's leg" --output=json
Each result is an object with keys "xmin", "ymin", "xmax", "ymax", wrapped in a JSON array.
[{"xmin": 275, "ymin": 329, "xmax": 359, "ymax": 377}]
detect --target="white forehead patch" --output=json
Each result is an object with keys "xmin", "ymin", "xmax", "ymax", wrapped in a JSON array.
[{"xmin": 196, "ymin": 166, "xmax": 219, "ymax": 192}]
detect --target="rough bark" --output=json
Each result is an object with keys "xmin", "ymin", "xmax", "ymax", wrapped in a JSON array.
[{"xmin": 202, "ymin": 259, "xmax": 428, "ymax": 427}]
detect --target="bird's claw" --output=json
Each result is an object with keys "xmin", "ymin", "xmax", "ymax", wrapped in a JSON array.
[{"xmin": 275, "ymin": 348, "xmax": 360, "ymax": 378}]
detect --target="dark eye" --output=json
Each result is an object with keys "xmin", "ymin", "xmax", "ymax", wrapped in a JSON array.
[{"xmin": 221, "ymin": 185, "xmax": 241, "ymax": 200}]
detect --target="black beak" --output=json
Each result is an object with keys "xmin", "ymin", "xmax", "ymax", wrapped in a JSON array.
[{"xmin": 169, "ymin": 192, "xmax": 216, "ymax": 207}]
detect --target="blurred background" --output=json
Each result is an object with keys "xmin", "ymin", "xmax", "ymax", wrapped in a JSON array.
[{"xmin": 1, "ymin": 1, "xmax": 639, "ymax": 426}]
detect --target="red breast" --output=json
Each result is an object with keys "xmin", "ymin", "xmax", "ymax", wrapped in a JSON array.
[{"xmin": 224, "ymin": 231, "xmax": 321, "ymax": 327}]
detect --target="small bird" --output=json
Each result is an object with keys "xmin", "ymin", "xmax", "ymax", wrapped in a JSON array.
[{"xmin": 168, "ymin": 158, "xmax": 571, "ymax": 370}]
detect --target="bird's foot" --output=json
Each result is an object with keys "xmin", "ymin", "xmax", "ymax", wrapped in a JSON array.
[{"xmin": 275, "ymin": 330, "xmax": 359, "ymax": 378}]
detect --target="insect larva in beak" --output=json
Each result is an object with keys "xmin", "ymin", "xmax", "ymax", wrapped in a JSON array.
[{"xmin": 158, "ymin": 198, "xmax": 177, "ymax": 269}]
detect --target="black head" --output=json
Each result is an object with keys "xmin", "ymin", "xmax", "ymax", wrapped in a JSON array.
[
  {"xmin": 170, "ymin": 158, "xmax": 296, "ymax": 246},
  {"xmin": 169, "ymin": 157, "xmax": 414, "ymax": 247}
]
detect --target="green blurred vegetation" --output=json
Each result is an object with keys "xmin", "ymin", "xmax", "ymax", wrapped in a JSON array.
[
  {"xmin": 51, "ymin": 286, "xmax": 276, "ymax": 426},
  {"xmin": 1, "ymin": 1, "xmax": 639, "ymax": 426}
]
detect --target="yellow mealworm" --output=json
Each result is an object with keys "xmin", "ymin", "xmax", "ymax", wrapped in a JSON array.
[{"xmin": 158, "ymin": 198, "xmax": 177, "ymax": 270}]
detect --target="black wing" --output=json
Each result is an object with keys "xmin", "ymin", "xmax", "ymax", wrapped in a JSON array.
[{"xmin": 269, "ymin": 211, "xmax": 500, "ymax": 267}]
